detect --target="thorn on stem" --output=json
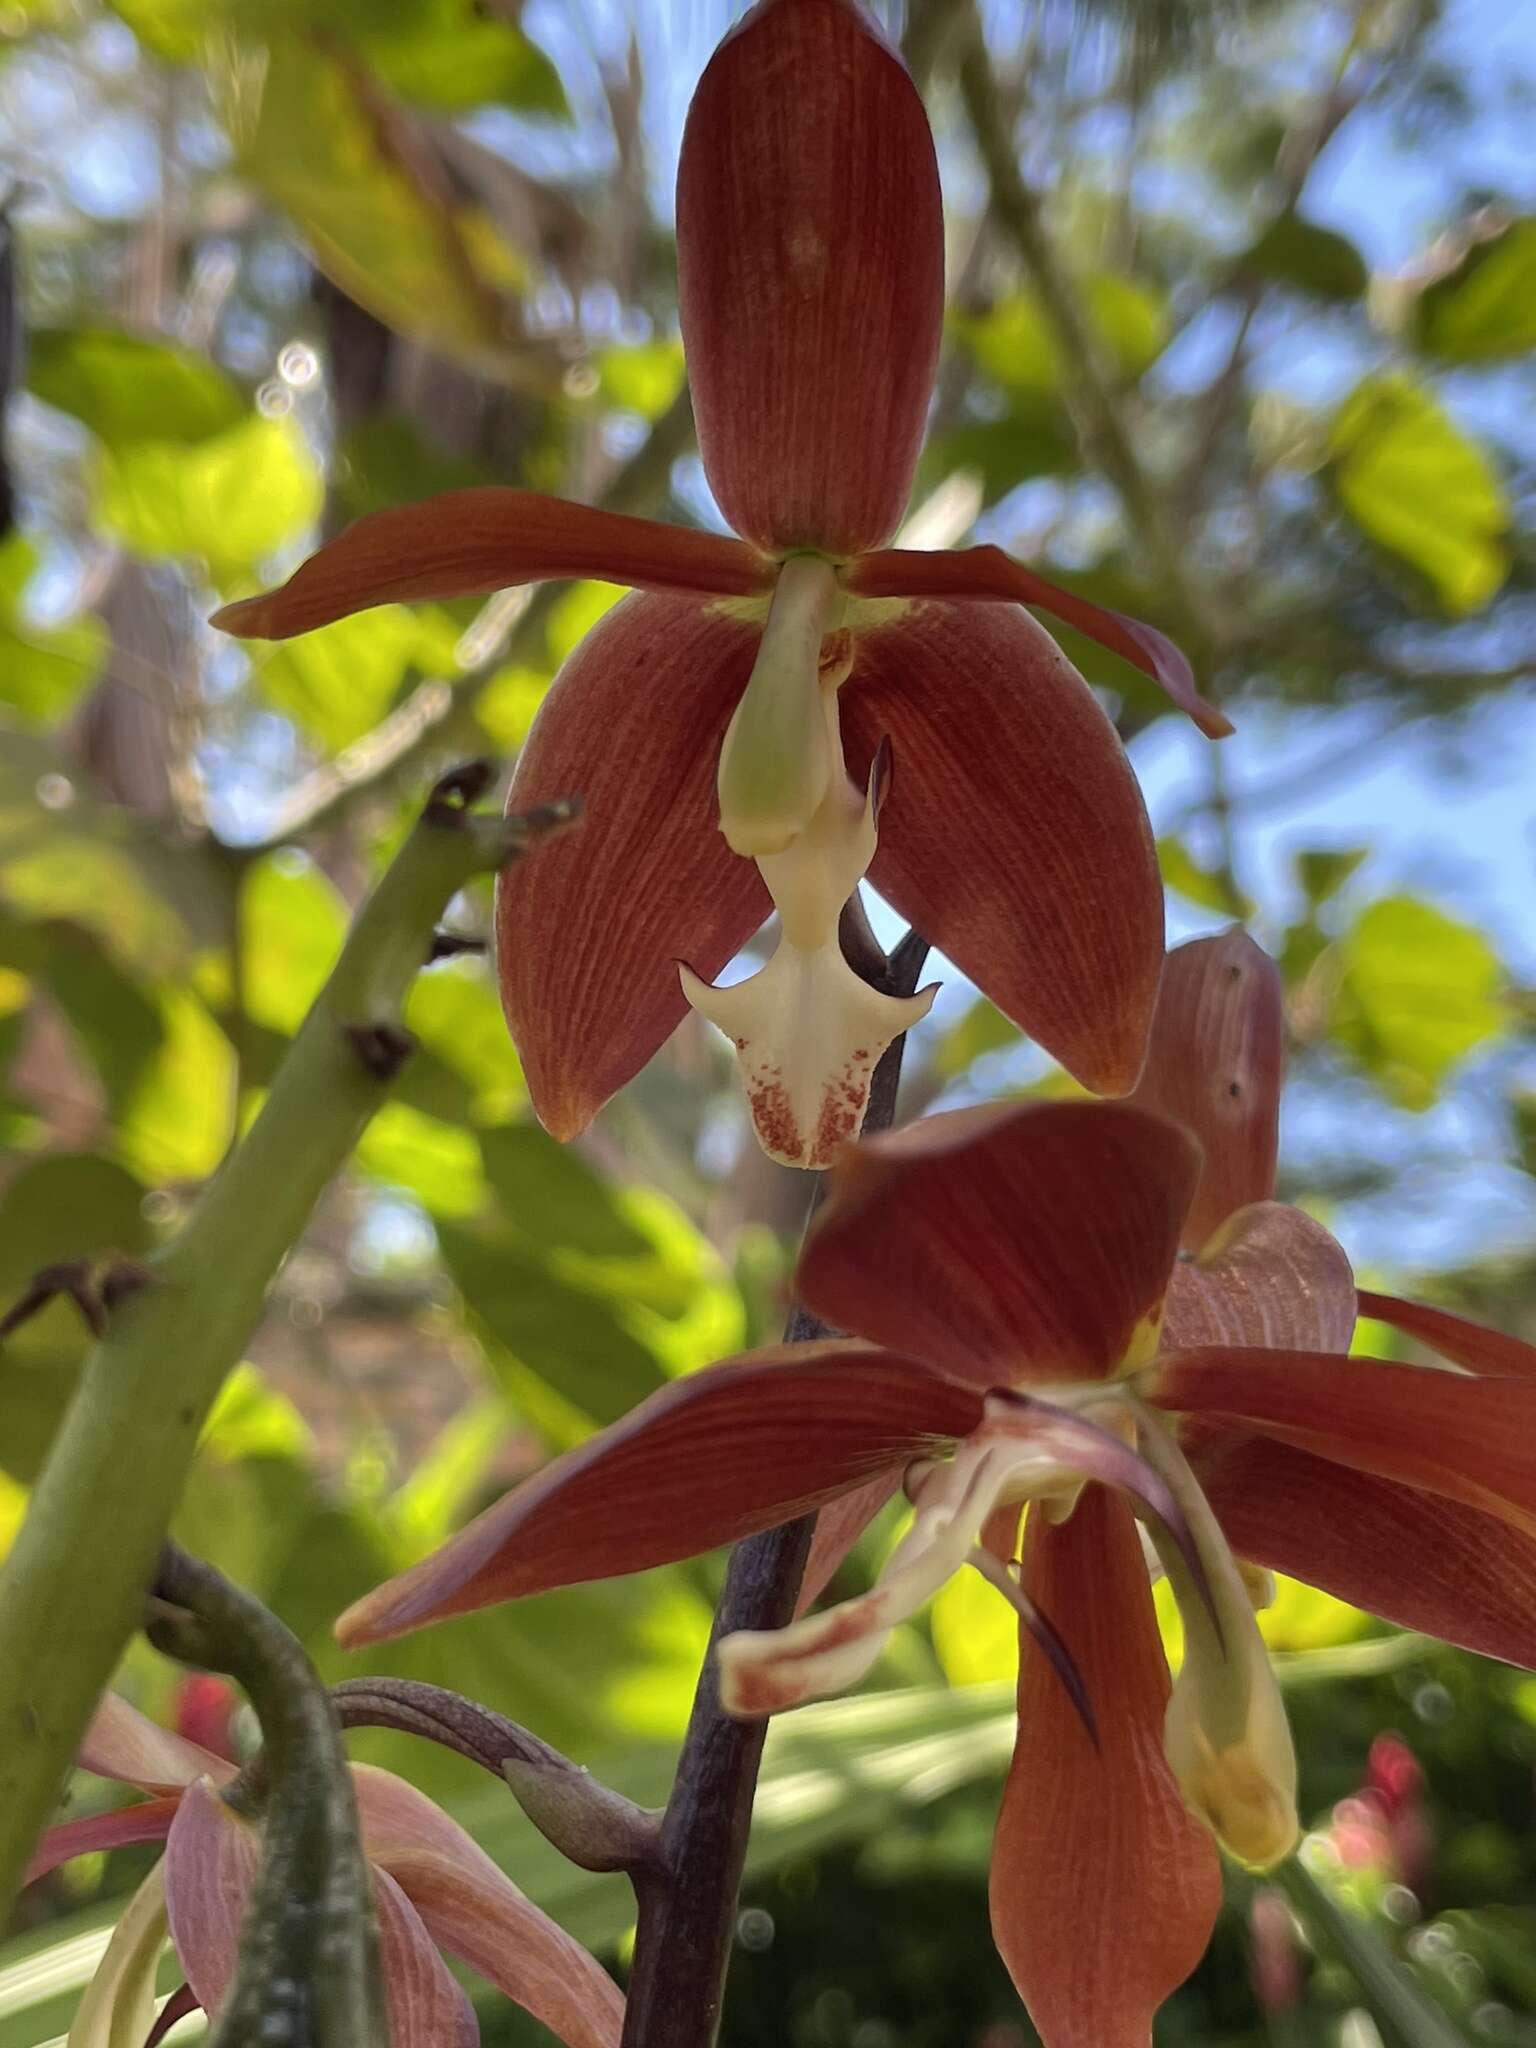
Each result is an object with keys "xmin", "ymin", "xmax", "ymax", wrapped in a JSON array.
[
  {"xmin": 342, "ymin": 1021, "xmax": 417, "ymax": 1082},
  {"xmin": 0, "ymin": 1259, "xmax": 104, "ymax": 1340},
  {"xmin": 424, "ymin": 758, "xmax": 497, "ymax": 823},
  {"xmin": 506, "ymin": 794, "xmax": 583, "ymax": 846}
]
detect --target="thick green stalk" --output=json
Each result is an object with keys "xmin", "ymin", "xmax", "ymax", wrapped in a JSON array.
[{"xmin": 0, "ymin": 767, "xmax": 574, "ymax": 1917}]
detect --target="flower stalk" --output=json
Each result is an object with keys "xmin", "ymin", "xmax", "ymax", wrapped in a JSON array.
[
  {"xmin": 619, "ymin": 927, "xmax": 931, "ymax": 2048},
  {"xmin": 147, "ymin": 1546, "xmax": 385, "ymax": 2048},
  {"xmin": 0, "ymin": 766, "xmax": 576, "ymax": 1918}
]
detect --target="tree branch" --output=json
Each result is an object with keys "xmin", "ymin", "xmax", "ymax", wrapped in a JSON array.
[
  {"xmin": 0, "ymin": 768, "xmax": 575, "ymax": 1918},
  {"xmin": 618, "ymin": 933, "xmax": 932, "ymax": 2048}
]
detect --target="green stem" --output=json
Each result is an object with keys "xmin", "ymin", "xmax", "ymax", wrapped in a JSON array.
[{"xmin": 0, "ymin": 767, "xmax": 575, "ymax": 1918}]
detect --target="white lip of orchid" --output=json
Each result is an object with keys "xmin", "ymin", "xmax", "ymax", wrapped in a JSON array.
[
  {"xmin": 717, "ymin": 553, "xmax": 845, "ymax": 858},
  {"xmin": 718, "ymin": 1390, "xmax": 1178, "ymax": 1720},
  {"xmin": 67, "ymin": 1860, "xmax": 168, "ymax": 2048},
  {"xmin": 687, "ymin": 656, "xmax": 938, "ymax": 1169},
  {"xmin": 1132, "ymin": 1399, "xmax": 1299, "ymax": 1869}
]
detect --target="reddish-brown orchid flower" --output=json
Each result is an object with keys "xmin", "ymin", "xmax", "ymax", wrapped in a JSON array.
[
  {"xmin": 336, "ymin": 929, "xmax": 1536, "ymax": 2048},
  {"xmin": 29, "ymin": 1693, "xmax": 622, "ymax": 2048},
  {"xmin": 211, "ymin": 0, "xmax": 1226, "ymax": 1168}
]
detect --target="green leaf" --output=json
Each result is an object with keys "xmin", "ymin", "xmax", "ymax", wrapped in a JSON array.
[
  {"xmin": 355, "ymin": 1103, "xmax": 487, "ymax": 1217},
  {"xmin": 931, "ymin": 998, "xmax": 1019, "ymax": 1082},
  {"xmin": 116, "ymin": 985, "xmax": 236, "ymax": 1182},
  {"xmin": 402, "ymin": 963, "xmax": 524, "ymax": 1124},
  {"xmin": 1327, "ymin": 372, "xmax": 1509, "ymax": 615},
  {"xmin": 598, "ymin": 340, "xmax": 686, "ymax": 420},
  {"xmin": 955, "ymin": 274, "xmax": 1167, "ymax": 392},
  {"xmin": 438, "ymin": 1218, "xmax": 671, "ymax": 1438},
  {"xmin": 1332, "ymin": 895, "xmax": 1508, "ymax": 1109},
  {"xmin": 0, "ymin": 538, "xmax": 105, "ymax": 723},
  {"xmin": 238, "ymin": 854, "xmax": 347, "ymax": 1037},
  {"xmin": 1238, "ymin": 213, "xmax": 1368, "ymax": 301},
  {"xmin": 1157, "ymin": 836, "xmax": 1246, "ymax": 916},
  {"xmin": 1294, "ymin": 845, "xmax": 1367, "ymax": 908},
  {"xmin": 27, "ymin": 327, "xmax": 246, "ymax": 449},
  {"xmin": 250, "ymin": 605, "xmax": 445, "ymax": 752},
  {"xmin": 358, "ymin": 2, "xmax": 567, "ymax": 115},
  {"xmin": 480, "ymin": 1122, "xmax": 653, "ymax": 1261},
  {"xmin": 1411, "ymin": 217, "xmax": 1536, "ymax": 363},
  {"xmin": 222, "ymin": 35, "xmax": 528, "ymax": 377},
  {"xmin": 104, "ymin": 0, "xmax": 210, "ymax": 60},
  {"xmin": 0, "ymin": 1154, "xmax": 152, "ymax": 1482},
  {"xmin": 41, "ymin": 930, "xmax": 165, "ymax": 1113},
  {"xmin": 95, "ymin": 416, "xmax": 323, "ymax": 587}
]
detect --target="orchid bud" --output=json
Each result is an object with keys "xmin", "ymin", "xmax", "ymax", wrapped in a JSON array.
[{"xmin": 677, "ymin": 0, "xmax": 944, "ymax": 556}]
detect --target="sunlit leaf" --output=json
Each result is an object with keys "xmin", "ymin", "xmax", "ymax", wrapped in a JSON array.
[
  {"xmin": 1157, "ymin": 835, "xmax": 1246, "ymax": 915},
  {"xmin": 931, "ymin": 997, "xmax": 1018, "ymax": 1082},
  {"xmin": 95, "ymin": 416, "xmax": 323, "ymax": 588},
  {"xmin": 598, "ymin": 341, "xmax": 686, "ymax": 420},
  {"xmin": 221, "ymin": 34, "xmax": 529, "ymax": 378},
  {"xmin": 117, "ymin": 986, "xmax": 236, "ymax": 1182},
  {"xmin": 955, "ymin": 275, "xmax": 1167, "ymax": 392},
  {"xmin": 1295, "ymin": 845, "xmax": 1367, "ymax": 908},
  {"xmin": 930, "ymin": 1560, "xmax": 1018, "ymax": 1686},
  {"xmin": 359, "ymin": 1, "xmax": 567, "ymax": 115},
  {"xmin": 28, "ymin": 328, "xmax": 247, "ymax": 449},
  {"xmin": 1327, "ymin": 373, "xmax": 1509, "ymax": 615},
  {"xmin": 1410, "ymin": 216, "xmax": 1536, "ymax": 362},
  {"xmin": 249, "ymin": 607, "xmax": 437, "ymax": 753},
  {"xmin": 1332, "ymin": 895, "xmax": 1508, "ymax": 1109},
  {"xmin": 403, "ymin": 963, "xmax": 524, "ymax": 1124},
  {"xmin": 0, "ymin": 539, "xmax": 105, "ymax": 726},
  {"xmin": 239, "ymin": 854, "xmax": 347, "ymax": 1036},
  {"xmin": 356, "ymin": 1103, "xmax": 486, "ymax": 1216}
]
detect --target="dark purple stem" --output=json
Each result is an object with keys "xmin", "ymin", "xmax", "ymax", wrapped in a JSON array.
[{"xmin": 618, "ymin": 927, "xmax": 930, "ymax": 2048}]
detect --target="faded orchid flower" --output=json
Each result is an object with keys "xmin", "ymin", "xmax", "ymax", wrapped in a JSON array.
[
  {"xmin": 28, "ymin": 1693, "xmax": 623, "ymax": 2048},
  {"xmin": 211, "ymin": 0, "xmax": 1226, "ymax": 1168},
  {"xmin": 334, "ymin": 930, "xmax": 1536, "ymax": 2048}
]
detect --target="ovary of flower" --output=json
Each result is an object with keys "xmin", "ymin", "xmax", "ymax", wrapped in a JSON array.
[
  {"xmin": 716, "ymin": 554, "xmax": 846, "ymax": 859},
  {"xmin": 1135, "ymin": 1402, "xmax": 1299, "ymax": 1868},
  {"xmin": 683, "ymin": 594, "xmax": 935, "ymax": 1168},
  {"xmin": 718, "ymin": 1423, "xmax": 1098, "ymax": 1717}
]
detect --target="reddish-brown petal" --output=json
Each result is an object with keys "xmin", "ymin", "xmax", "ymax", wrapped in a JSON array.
[
  {"xmin": 163, "ymin": 1777, "xmax": 261, "ymax": 2020},
  {"xmin": 1156, "ymin": 1347, "xmax": 1536, "ymax": 1536},
  {"xmin": 846, "ymin": 546, "xmax": 1230, "ymax": 738},
  {"xmin": 1196, "ymin": 1431, "xmax": 1536, "ymax": 1669},
  {"xmin": 840, "ymin": 599, "xmax": 1163, "ymax": 1095},
  {"xmin": 26, "ymin": 1796, "xmax": 181, "ymax": 1885},
  {"xmin": 337, "ymin": 1343, "xmax": 981, "ymax": 1645},
  {"xmin": 991, "ymin": 1487, "xmax": 1221, "ymax": 2047},
  {"xmin": 496, "ymin": 591, "xmax": 770, "ymax": 1140},
  {"xmin": 211, "ymin": 492, "xmax": 770, "ymax": 639},
  {"xmin": 1358, "ymin": 1291, "xmax": 1536, "ymax": 1378},
  {"xmin": 799, "ymin": 1101, "xmax": 1198, "ymax": 1386},
  {"xmin": 1127, "ymin": 931, "xmax": 1283, "ymax": 1246},
  {"xmin": 676, "ymin": 0, "xmax": 943, "ymax": 556},
  {"xmin": 797, "ymin": 1469, "xmax": 904, "ymax": 1615},
  {"xmin": 355, "ymin": 1765, "xmax": 624, "ymax": 2048},
  {"xmin": 1162, "ymin": 1203, "xmax": 1356, "ymax": 1355},
  {"xmin": 372, "ymin": 1867, "xmax": 480, "ymax": 2048},
  {"xmin": 80, "ymin": 1692, "xmax": 236, "ymax": 1795}
]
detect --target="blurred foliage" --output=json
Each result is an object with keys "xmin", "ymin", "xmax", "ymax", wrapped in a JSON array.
[{"xmin": 0, "ymin": 0, "xmax": 1534, "ymax": 2042}]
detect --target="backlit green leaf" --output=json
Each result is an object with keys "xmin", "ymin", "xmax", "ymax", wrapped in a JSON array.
[
  {"xmin": 28, "ymin": 328, "xmax": 246, "ymax": 449},
  {"xmin": 1332, "ymin": 895, "xmax": 1508, "ymax": 1109},
  {"xmin": 1327, "ymin": 373, "xmax": 1509, "ymax": 615},
  {"xmin": 0, "ymin": 539, "xmax": 105, "ymax": 724},
  {"xmin": 1411, "ymin": 217, "xmax": 1536, "ymax": 363},
  {"xmin": 95, "ymin": 416, "xmax": 323, "ymax": 587},
  {"xmin": 955, "ymin": 274, "xmax": 1167, "ymax": 392}
]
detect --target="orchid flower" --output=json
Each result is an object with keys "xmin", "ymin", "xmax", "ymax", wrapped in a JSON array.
[
  {"xmin": 28, "ymin": 1692, "xmax": 623, "ymax": 2048},
  {"xmin": 335, "ymin": 930, "xmax": 1536, "ymax": 2048},
  {"xmin": 211, "ymin": 0, "xmax": 1227, "ymax": 1168}
]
